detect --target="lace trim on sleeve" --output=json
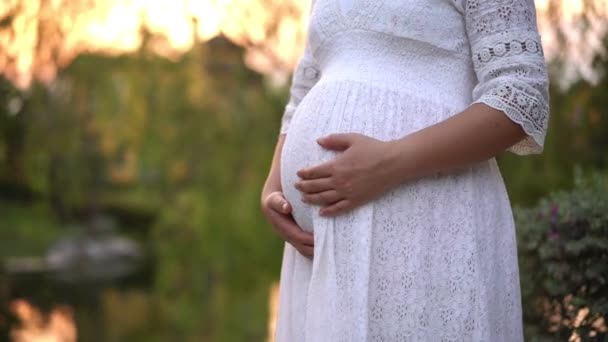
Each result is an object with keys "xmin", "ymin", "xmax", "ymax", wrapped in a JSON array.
[
  {"xmin": 474, "ymin": 83, "xmax": 548, "ymax": 154},
  {"xmin": 473, "ymin": 39, "xmax": 544, "ymax": 69},
  {"xmin": 470, "ymin": 33, "xmax": 549, "ymax": 155}
]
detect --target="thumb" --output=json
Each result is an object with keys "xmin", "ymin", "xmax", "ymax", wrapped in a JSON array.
[
  {"xmin": 317, "ymin": 133, "xmax": 356, "ymax": 151},
  {"xmin": 280, "ymin": 199, "xmax": 291, "ymax": 214},
  {"xmin": 273, "ymin": 192, "xmax": 291, "ymax": 214}
]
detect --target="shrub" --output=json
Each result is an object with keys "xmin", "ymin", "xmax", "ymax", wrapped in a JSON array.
[{"xmin": 515, "ymin": 171, "xmax": 608, "ymax": 341}]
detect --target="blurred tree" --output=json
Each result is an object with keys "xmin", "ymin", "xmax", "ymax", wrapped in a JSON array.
[
  {"xmin": 0, "ymin": 0, "xmax": 310, "ymax": 89},
  {"xmin": 1, "ymin": 24, "xmax": 289, "ymax": 339}
]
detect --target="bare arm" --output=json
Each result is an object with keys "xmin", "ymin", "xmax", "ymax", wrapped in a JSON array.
[
  {"xmin": 385, "ymin": 103, "xmax": 527, "ymax": 184},
  {"xmin": 261, "ymin": 134, "xmax": 286, "ymax": 201}
]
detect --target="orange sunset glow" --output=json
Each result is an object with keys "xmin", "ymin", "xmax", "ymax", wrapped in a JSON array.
[{"xmin": 1, "ymin": 0, "xmax": 607, "ymax": 88}]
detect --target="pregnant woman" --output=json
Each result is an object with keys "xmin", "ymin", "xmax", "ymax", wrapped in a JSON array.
[{"xmin": 260, "ymin": 0, "xmax": 549, "ymax": 340}]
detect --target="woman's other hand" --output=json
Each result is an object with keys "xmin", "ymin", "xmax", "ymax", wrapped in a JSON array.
[{"xmin": 261, "ymin": 190, "xmax": 314, "ymax": 259}]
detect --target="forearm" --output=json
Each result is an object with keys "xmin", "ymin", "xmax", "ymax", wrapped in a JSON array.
[
  {"xmin": 262, "ymin": 133, "xmax": 287, "ymax": 199},
  {"xmin": 386, "ymin": 103, "xmax": 527, "ymax": 183}
]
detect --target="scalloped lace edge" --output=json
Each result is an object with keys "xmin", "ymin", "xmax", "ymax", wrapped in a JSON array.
[{"xmin": 475, "ymin": 96, "xmax": 547, "ymax": 155}]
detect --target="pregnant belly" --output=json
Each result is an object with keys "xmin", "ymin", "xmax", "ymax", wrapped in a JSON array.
[{"xmin": 280, "ymin": 79, "xmax": 461, "ymax": 233}]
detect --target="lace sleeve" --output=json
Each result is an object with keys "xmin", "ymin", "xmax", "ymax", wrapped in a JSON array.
[
  {"xmin": 280, "ymin": 40, "xmax": 321, "ymax": 135},
  {"xmin": 462, "ymin": 0, "xmax": 550, "ymax": 155}
]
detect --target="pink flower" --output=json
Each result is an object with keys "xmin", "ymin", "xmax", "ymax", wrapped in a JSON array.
[
  {"xmin": 548, "ymin": 229, "xmax": 560, "ymax": 241},
  {"xmin": 550, "ymin": 205, "xmax": 559, "ymax": 219}
]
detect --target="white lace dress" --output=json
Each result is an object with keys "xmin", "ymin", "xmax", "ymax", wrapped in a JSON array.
[{"xmin": 276, "ymin": 0, "xmax": 549, "ymax": 341}]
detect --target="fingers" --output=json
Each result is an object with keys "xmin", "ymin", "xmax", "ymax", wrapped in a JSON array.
[
  {"xmin": 297, "ymin": 133, "xmax": 360, "ymax": 179},
  {"xmin": 302, "ymin": 190, "xmax": 343, "ymax": 205},
  {"xmin": 316, "ymin": 133, "xmax": 357, "ymax": 151},
  {"xmin": 297, "ymin": 161, "xmax": 334, "ymax": 179},
  {"xmin": 294, "ymin": 177, "xmax": 334, "ymax": 194},
  {"xmin": 266, "ymin": 207, "xmax": 314, "ymax": 246},
  {"xmin": 265, "ymin": 191, "xmax": 292, "ymax": 214},
  {"xmin": 319, "ymin": 199, "xmax": 352, "ymax": 217},
  {"xmin": 291, "ymin": 243, "xmax": 314, "ymax": 259}
]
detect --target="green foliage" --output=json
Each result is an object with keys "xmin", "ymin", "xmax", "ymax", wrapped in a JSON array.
[
  {"xmin": 515, "ymin": 171, "xmax": 608, "ymax": 341},
  {"xmin": 0, "ymin": 35, "xmax": 289, "ymax": 341},
  {"xmin": 0, "ymin": 200, "xmax": 65, "ymax": 259}
]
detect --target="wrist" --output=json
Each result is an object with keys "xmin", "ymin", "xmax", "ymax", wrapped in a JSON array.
[{"xmin": 383, "ymin": 137, "xmax": 416, "ymax": 185}]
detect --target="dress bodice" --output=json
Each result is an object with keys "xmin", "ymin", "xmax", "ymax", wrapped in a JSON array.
[{"xmin": 308, "ymin": 0, "xmax": 469, "ymax": 58}]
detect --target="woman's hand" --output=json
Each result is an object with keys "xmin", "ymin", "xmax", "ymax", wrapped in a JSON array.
[
  {"xmin": 261, "ymin": 133, "xmax": 314, "ymax": 259},
  {"xmin": 261, "ymin": 190, "xmax": 314, "ymax": 259},
  {"xmin": 295, "ymin": 133, "xmax": 401, "ymax": 217}
]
